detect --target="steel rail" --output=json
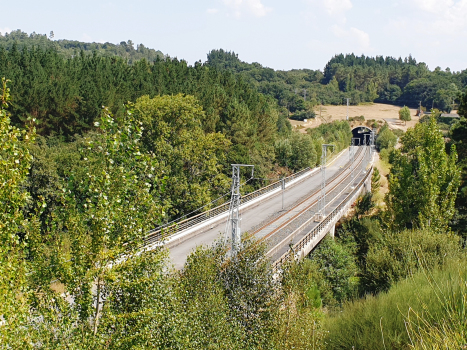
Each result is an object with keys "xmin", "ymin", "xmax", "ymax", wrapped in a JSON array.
[
  {"xmin": 143, "ymin": 149, "xmax": 348, "ymax": 246},
  {"xmin": 264, "ymin": 156, "xmax": 367, "ymax": 259},
  {"xmin": 260, "ymin": 149, "xmax": 365, "ymax": 249},
  {"xmin": 272, "ymin": 163, "xmax": 373, "ymax": 269},
  {"xmin": 248, "ymin": 146, "xmax": 365, "ymax": 241}
]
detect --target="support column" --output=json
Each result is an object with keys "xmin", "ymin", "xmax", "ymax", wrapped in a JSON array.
[{"xmin": 329, "ymin": 224, "xmax": 336, "ymax": 238}]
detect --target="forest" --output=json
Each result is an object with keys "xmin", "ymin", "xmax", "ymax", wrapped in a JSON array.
[
  {"xmin": 1, "ymin": 32, "xmax": 467, "ymax": 348},
  {"xmin": 0, "ymin": 30, "xmax": 165, "ymax": 63},
  {"xmin": 207, "ymin": 49, "xmax": 467, "ymax": 113}
]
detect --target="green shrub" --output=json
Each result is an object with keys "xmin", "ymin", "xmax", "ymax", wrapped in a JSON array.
[
  {"xmin": 308, "ymin": 237, "xmax": 359, "ymax": 305},
  {"xmin": 349, "ymin": 115, "xmax": 365, "ymax": 122},
  {"xmin": 324, "ymin": 259, "xmax": 467, "ymax": 350},
  {"xmin": 399, "ymin": 106, "xmax": 411, "ymax": 123},
  {"xmin": 380, "ymin": 147, "xmax": 390, "ymax": 162},
  {"xmin": 392, "ymin": 128, "xmax": 404, "ymax": 137},
  {"xmin": 362, "ymin": 229, "xmax": 462, "ymax": 293},
  {"xmin": 275, "ymin": 259, "xmax": 326, "ymax": 350},
  {"xmin": 376, "ymin": 126, "xmax": 397, "ymax": 150}
]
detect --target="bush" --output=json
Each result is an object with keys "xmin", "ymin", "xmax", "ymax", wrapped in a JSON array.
[
  {"xmin": 275, "ymin": 259, "xmax": 326, "ymax": 349},
  {"xmin": 323, "ymin": 259, "xmax": 467, "ymax": 350},
  {"xmin": 308, "ymin": 237, "xmax": 359, "ymax": 305},
  {"xmin": 399, "ymin": 106, "xmax": 411, "ymax": 124},
  {"xmin": 349, "ymin": 115, "xmax": 365, "ymax": 122},
  {"xmin": 380, "ymin": 147, "xmax": 390, "ymax": 162},
  {"xmin": 274, "ymin": 132, "xmax": 317, "ymax": 171},
  {"xmin": 362, "ymin": 229, "xmax": 462, "ymax": 293},
  {"xmin": 376, "ymin": 126, "xmax": 397, "ymax": 150},
  {"xmin": 392, "ymin": 128, "xmax": 404, "ymax": 137},
  {"xmin": 291, "ymin": 109, "xmax": 316, "ymax": 121}
]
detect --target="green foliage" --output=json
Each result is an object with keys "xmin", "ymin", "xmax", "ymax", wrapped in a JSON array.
[
  {"xmin": 275, "ymin": 259, "xmax": 325, "ymax": 350},
  {"xmin": 308, "ymin": 237, "xmax": 359, "ymax": 305},
  {"xmin": 29, "ymin": 104, "xmax": 167, "ymax": 334},
  {"xmin": 348, "ymin": 115, "xmax": 365, "ymax": 122},
  {"xmin": 363, "ymin": 229, "xmax": 462, "ymax": 293},
  {"xmin": 372, "ymin": 167, "xmax": 381, "ymax": 194},
  {"xmin": 208, "ymin": 50, "xmax": 467, "ymax": 111},
  {"xmin": 449, "ymin": 117, "xmax": 467, "ymax": 238},
  {"xmin": 291, "ymin": 109, "xmax": 316, "ymax": 121},
  {"xmin": 380, "ymin": 147, "xmax": 390, "ymax": 162},
  {"xmin": 307, "ymin": 120, "xmax": 353, "ymax": 156},
  {"xmin": 274, "ymin": 132, "xmax": 317, "ymax": 171},
  {"xmin": 135, "ymin": 94, "xmax": 230, "ymax": 218},
  {"xmin": 0, "ymin": 30, "xmax": 164, "ymax": 63},
  {"xmin": 459, "ymin": 88, "xmax": 467, "ymax": 118},
  {"xmin": 274, "ymin": 120, "xmax": 351, "ymax": 172},
  {"xmin": 399, "ymin": 105, "xmax": 412, "ymax": 124},
  {"xmin": 376, "ymin": 125, "xmax": 397, "ymax": 150},
  {"xmin": 323, "ymin": 259, "xmax": 467, "ymax": 350},
  {"xmin": 404, "ymin": 260, "xmax": 467, "ymax": 349},
  {"xmin": 0, "ymin": 78, "xmax": 35, "ymax": 347},
  {"xmin": 386, "ymin": 117, "xmax": 461, "ymax": 232}
]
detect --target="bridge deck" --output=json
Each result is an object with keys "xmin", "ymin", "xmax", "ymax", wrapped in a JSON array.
[
  {"xmin": 266, "ymin": 153, "xmax": 369, "ymax": 262},
  {"xmin": 169, "ymin": 147, "xmax": 370, "ymax": 269}
]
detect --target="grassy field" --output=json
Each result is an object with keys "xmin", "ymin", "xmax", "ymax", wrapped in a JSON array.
[{"xmin": 289, "ymin": 103, "xmax": 419, "ymax": 133}]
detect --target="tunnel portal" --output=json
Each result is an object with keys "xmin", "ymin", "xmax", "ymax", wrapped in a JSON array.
[{"xmin": 351, "ymin": 126, "xmax": 372, "ymax": 145}]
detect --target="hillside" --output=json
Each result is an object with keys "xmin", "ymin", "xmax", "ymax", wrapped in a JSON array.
[
  {"xmin": 206, "ymin": 49, "xmax": 467, "ymax": 113},
  {"xmin": 0, "ymin": 29, "xmax": 164, "ymax": 63}
]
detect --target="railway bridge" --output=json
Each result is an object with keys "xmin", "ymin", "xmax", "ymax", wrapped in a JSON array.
[{"xmin": 145, "ymin": 142, "xmax": 374, "ymax": 269}]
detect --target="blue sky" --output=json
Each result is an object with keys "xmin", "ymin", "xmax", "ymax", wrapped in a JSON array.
[{"xmin": 1, "ymin": 0, "xmax": 466, "ymax": 72}]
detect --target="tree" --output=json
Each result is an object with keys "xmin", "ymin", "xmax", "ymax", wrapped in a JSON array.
[
  {"xmin": 385, "ymin": 117, "xmax": 460, "ymax": 232},
  {"xmin": 29, "ymin": 104, "xmax": 167, "ymax": 338},
  {"xmin": 274, "ymin": 132, "xmax": 317, "ymax": 171},
  {"xmin": 399, "ymin": 106, "xmax": 411, "ymax": 125},
  {"xmin": 376, "ymin": 125, "xmax": 397, "ymax": 150},
  {"xmin": 459, "ymin": 88, "xmax": 467, "ymax": 118},
  {"xmin": 134, "ymin": 94, "xmax": 231, "ymax": 218},
  {"xmin": 0, "ymin": 78, "xmax": 35, "ymax": 347}
]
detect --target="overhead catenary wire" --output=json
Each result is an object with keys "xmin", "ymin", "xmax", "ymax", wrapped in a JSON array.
[{"xmin": 152, "ymin": 176, "xmax": 255, "ymax": 232}]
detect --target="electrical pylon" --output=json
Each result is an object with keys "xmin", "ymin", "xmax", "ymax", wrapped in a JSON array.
[{"xmin": 227, "ymin": 164, "xmax": 254, "ymax": 256}]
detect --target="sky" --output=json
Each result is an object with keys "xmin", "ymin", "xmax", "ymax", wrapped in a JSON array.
[{"xmin": 1, "ymin": 0, "xmax": 466, "ymax": 72}]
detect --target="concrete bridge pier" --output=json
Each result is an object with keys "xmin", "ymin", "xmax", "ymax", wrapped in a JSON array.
[{"xmin": 328, "ymin": 224, "xmax": 335, "ymax": 238}]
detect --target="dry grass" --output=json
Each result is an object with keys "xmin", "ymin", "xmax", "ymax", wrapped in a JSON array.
[
  {"xmin": 373, "ymin": 152, "xmax": 390, "ymax": 209},
  {"xmin": 289, "ymin": 103, "xmax": 419, "ymax": 133}
]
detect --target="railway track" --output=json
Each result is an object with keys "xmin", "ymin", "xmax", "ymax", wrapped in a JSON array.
[{"xmin": 250, "ymin": 146, "xmax": 368, "ymax": 256}]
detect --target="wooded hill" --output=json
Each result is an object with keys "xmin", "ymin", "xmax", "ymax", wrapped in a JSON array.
[
  {"xmin": 0, "ymin": 30, "xmax": 164, "ymax": 63},
  {"xmin": 207, "ymin": 49, "xmax": 467, "ymax": 113}
]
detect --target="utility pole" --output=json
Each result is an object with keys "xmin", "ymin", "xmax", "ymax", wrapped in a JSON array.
[
  {"xmin": 317, "ymin": 144, "xmax": 335, "ymax": 220},
  {"xmin": 346, "ymin": 98, "xmax": 351, "ymax": 121},
  {"xmin": 227, "ymin": 164, "xmax": 254, "ymax": 256},
  {"xmin": 303, "ymin": 89, "xmax": 307, "ymax": 101}
]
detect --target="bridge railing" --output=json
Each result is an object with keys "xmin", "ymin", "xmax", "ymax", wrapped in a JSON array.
[
  {"xmin": 144, "ymin": 166, "xmax": 313, "ymax": 245},
  {"xmin": 272, "ymin": 166, "xmax": 373, "ymax": 270}
]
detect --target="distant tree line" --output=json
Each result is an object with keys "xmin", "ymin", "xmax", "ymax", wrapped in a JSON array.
[
  {"xmin": 0, "ymin": 30, "xmax": 164, "ymax": 63},
  {"xmin": 207, "ymin": 50, "xmax": 467, "ymax": 113}
]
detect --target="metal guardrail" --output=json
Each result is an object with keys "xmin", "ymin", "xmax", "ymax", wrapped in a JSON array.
[
  {"xmin": 272, "ymin": 165, "xmax": 373, "ymax": 270},
  {"xmin": 144, "ymin": 166, "xmax": 313, "ymax": 245}
]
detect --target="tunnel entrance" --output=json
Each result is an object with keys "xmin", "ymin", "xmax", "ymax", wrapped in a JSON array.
[{"xmin": 351, "ymin": 126, "xmax": 372, "ymax": 145}]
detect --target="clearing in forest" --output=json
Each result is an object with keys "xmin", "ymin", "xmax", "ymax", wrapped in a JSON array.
[{"xmin": 289, "ymin": 103, "xmax": 419, "ymax": 133}]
